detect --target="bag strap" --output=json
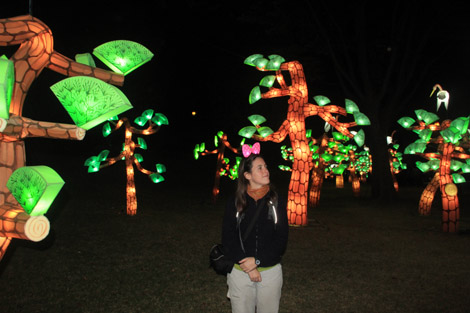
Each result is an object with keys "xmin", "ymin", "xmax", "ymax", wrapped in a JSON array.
[{"xmin": 238, "ymin": 198, "xmax": 266, "ymax": 254}]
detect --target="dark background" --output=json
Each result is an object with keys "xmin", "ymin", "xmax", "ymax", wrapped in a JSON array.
[{"xmin": 2, "ymin": 0, "xmax": 470, "ymax": 186}]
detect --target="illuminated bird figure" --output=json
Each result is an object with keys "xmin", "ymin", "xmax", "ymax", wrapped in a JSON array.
[{"xmin": 430, "ymin": 84, "xmax": 449, "ymax": 111}]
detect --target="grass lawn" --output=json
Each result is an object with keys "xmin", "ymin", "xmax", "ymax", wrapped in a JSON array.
[{"xmin": 1, "ymin": 156, "xmax": 470, "ymax": 313}]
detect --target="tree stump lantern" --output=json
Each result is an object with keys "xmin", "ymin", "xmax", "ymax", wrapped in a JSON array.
[
  {"xmin": 398, "ymin": 100, "xmax": 470, "ymax": 232},
  {"xmin": 240, "ymin": 54, "xmax": 369, "ymax": 226},
  {"xmin": 194, "ymin": 131, "xmax": 242, "ymax": 203}
]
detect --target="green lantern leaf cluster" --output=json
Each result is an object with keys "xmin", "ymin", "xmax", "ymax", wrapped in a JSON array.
[
  {"xmin": 6, "ymin": 166, "xmax": 65, "ymax": 216},
  {"xmin": 149, "ymin": 164, "xmax": 166, "ymax": 183},
  {"xmin": 193, "ymin": 142, "xmax": 206, "ymax": 160},
  {"xmin": 415, "ymin": 109, "xmax": 439, "ymax": 125},
  {"xmin": 239, "ymin": 114, "xmax": 274, "ymax": 138},
  {"xmin": 84, "ymin": 149, "xmax": 110, "ymax": 172},
  {"xmin": 134, "ymin": 109, "xmax": 169, "ymax": 127},
  {"xmin": 93, "ymin": 40, "xmax": 154, "ymax": 75},
  {"xmin": 50, "ymin": 76, "xmax": 133, "ymax": 130},
  {"xmin": 245, "ymin": 54, "xmax": 285, "ymax": 104}
]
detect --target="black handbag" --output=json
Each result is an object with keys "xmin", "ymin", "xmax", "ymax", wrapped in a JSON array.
[{"xmin": 209, "ymin": 244, "xmax": 234, "ymax": 276}]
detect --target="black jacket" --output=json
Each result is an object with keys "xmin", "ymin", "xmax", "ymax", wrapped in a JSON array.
[{"xmin": 222, "ymin": 192, "xmax": 288, "ymax": 268}]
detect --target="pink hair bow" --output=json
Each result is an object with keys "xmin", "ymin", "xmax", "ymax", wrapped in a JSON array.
[{"xmin": 242, "ymin": 142, "xmax": 261, "ymax": 158}]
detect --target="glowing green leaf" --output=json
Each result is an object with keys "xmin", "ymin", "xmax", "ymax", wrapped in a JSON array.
[
  {"xmin": 75, "ymin": 53, "xmax": 96, "ymax": 67},
  {"xmin": 217, "ymin": 131, "xmax": 224, "ymax": 138},
  {"xmin": 259, "ymin": 75, "xmax": 276, "ymax": 87},
  {"xmin": 50, "ymin": 76, "xmax": 133, "ymax": 130},
  {"xmin": 214, "ymin": 135, "xmax": 219, "ymax": 147},
  {"xmin": 102, "ymin": 123, "xmax": 112, "ymax": 137},
  {"xmin": 244, "ymin": 54, "xmax": 264, "ymax": 66},
  {"xmin": 0, "ymin": 55, "xmax": 14, "ymax": 119},
  {"xmin": 452, "ymin": 173, "xmax": 466, "ymax": 184},
  {"xmin": 249, "ymin": 86, "xmax": 261, "ymax": 104},
  {"xmin": 149, "ymin": 173, "xmax": 165, "ymax": 183},
  {"xmin": 6, "ymin": 166, "xmax": 65, "ymax": 216},
  {"xmin": 321, "ymin": 153, "xmax": 333, "ymax": 162},
  {"xmin": 417, "ymin": 129, "xmax": 433, "ymax": 142},
  {"xmin": 429, "ymin": 159, "xmax": 440, "ymax": 170},
  {"xmin": 265, "ymin": 55, "xmax": 284, "ymax": 70},
  {"xmin": 239, "ymin": 126, "xmax": 257, "ymax": 138},
  {"xmin": 332, "ymin": 132, "xmax": 344, "ymax": 141},
  {"xmin": 257, "ymin": 126, "xmax": 273, "ymax": 138},
  {"xmin": 248, "ymin": 114, "xmax": 266, "ymax": 126},
  {"xmin": 142, "ymin": 109, "xmax": 154, "ymax": 120},
  {"xmin": 416, "ymin": 161, "xmax": 430, "ymax": 172},
  {"xmin": 450, "ymin": 117, "xmax": 469, "ymax": 134},
  {"xmin": 450, "ymin": 160, "xmax": 464, "ymax": 171},
  {"xmin": 199, "ymin": 142, "xmax": 205, "ymax": 152},
  {"xmin": 193, "ymin": 146, "xmax": 199, "ymax": 160},
  {"xmin": 134, "ymin": 116, "xmax": 148, "ymax": 126},
  {"xmin": 151, "ymin": 113, "xmax": 169, "ymax": 126},
  {"xmin": 461, "ymin": 163, "xmax": 470, "ymax": 173},
  {"xmin": 84, "ymin": 156, "xmax": 100, "ymax": 167},
  {"xmin": 397, "ymin": 117, "xmax": 416, "ymax": 128},
  {"xmin": 353, "ymin": 129, "xmax": 365, "ymax": 147},
  {"xmin": 306, "ymin": 129, "xmax": 312, "ymax": 138},
  {"xmin": 440, "ymin": 127, "xmax": 461, "ymax": 144},
  {"xmin": 98, "ymin": 150, "xmax": 110, "ymax": 161},
  {"xmin": 345, "ymin": 99, "xmax": 359, "ymax": 113},
  {"xmin": 422, "ymin": 112, "xmax": 439, "ymax": 124},
  {"xmin": 156, "ymin": 164, "xmax": 166, "ymax": 173},
  {"xmin": 134, "ymin": 153, "xmax": 144, "ymax": 162},
  {"xmin": 93, "ymin": 40, "xmax": 154, "ymax": 75},
  {"xmin": 313, "ymin": 95, "xmax": 331, "ymax": 106},
  {"xmin": 137, "ymin": 137, "xmax": 147, "ymax": 150},
  {"xmin": 354, "ymin": 112, "xmax": 371, "ymax": 126},
  {"xmin": 253, "ymin": 57, "xmax": 269, "ymax": 70}
]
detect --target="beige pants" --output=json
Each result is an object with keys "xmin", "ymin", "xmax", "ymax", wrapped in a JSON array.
[{"xmin": 227, "ymin": 264, "xmax": 283, "ymax": 313}]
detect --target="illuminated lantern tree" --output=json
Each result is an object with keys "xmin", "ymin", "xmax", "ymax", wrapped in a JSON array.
[
  {"xmin": 0, "ymin": 15, "xmax": 152, "ymax": 260},
  {"xmin": 240, "ymin": 55, "xmax": 369, "ymax": 226},
  {"xmin": 398, "ymin": 109, "xmax": 470, "ymax": 232},
  {"xmin": 194, "ymin": 131, "xmax": 243, "ymax": 202},
  {"xmin": 387, "ymin": 131, "xmax": 407, "ymax": 192},
  {"xmin": 84, "ymin": 109, "xmax": 168, "ymax": 216}
]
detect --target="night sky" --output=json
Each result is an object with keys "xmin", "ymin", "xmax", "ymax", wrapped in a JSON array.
[{"xmin": 2, "ymin": 1, "xmax": 470, "ymax": 180}]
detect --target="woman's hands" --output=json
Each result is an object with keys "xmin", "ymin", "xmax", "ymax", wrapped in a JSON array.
[{"xmin": 239, "ymin": 257, "xmax": 262, "ymax": 282}]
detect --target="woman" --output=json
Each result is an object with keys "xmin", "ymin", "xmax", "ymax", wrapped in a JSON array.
[{"xmin": 222, "ymin": 143, "xmax": 289, "ymax": 313}]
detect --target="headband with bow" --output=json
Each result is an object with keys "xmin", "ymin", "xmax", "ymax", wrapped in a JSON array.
[{"xmin": 242, "ymin": 142, "xmax": 261, "ymax": 158}]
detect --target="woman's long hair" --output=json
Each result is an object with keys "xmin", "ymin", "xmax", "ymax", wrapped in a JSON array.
[{"xmin": 235, "ymin": 154, "xmax": 277, "ymax": 213}]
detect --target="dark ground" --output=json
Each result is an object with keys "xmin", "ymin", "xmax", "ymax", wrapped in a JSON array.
[{"xmin": 0, "ymin": 150, "xmax": 469, "ymax": 313}]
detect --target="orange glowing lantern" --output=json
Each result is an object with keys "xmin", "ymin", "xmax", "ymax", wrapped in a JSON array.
[
  {"xmin": 85, "ymin": 109, "xmax": 168, "ymax": 216},
  {"xmin": 194, "ymin": 131, "xmax": 243, "ymax": 202},
  {"xmin": 398, "ymin": 86, "xmax": 470, "ymax": 232},
  {"xmin": 241, "ymin": 55, "xmax": 369, "ymax": 226}
]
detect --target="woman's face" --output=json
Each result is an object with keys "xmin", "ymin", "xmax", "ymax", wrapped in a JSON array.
[{"xmin": 244, "ymin": 157, "xmax": 270, "ymax": 189}]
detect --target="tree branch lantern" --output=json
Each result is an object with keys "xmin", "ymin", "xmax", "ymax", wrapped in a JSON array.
[
  {"xmin": 0, "ymin": 15, "xmax": 152, "ymax": 260},
  {"xmin": 240, "ymin": 54, "xmax": 369, "ymax": 226},
  {"xmin": 84, "ymin": 109, "xmax": 168, "ymax": 216},
  {"xmin": 387, "ymin": 131, "xmax": 407, "ymax": 192},
  {"xmin": 194, "ymin": 131, "xmax": 243, "ymax": 202},
  {"xmin": 398, "ymin": 88, "xmax": 470, "ymax": 232}
]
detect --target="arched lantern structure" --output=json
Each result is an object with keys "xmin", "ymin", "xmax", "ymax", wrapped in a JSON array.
[{"xmin": 240, "ymin": 55, "xmax": 369, "ymax": 226}]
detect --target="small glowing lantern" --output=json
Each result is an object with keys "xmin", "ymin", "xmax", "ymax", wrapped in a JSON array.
[
  {"xmin": 0, "ymin": 55, "xmax": 14, "ymax": 119},
  {"xmin": 93, "ymin": 40, "xmax": 154, "ymax": 75},
  {"xmin": 313, "ymin": 95, "xmax": 331, "ymax": 106},
  {"xmin": 50, "ymin": 76, "xmax": 133, "ymax": 130},
  {"xmin": 6, "ymin": 166, "xmax": 65, "ymax": 216}
]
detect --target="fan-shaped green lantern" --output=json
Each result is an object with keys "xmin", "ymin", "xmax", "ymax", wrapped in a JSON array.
[
  {"xmin": 238, "ymin": 126, "xmax": 257, "ymax": 139},
  {"xmin": 6, "ymin": 166, "xmax": 65, "ymax": 216},
  {"xmin": 152, "ymin": 113, "xmax": 169, "ymax": 126},
  {"xmin": 93, "ymin": 40, "xmax": 154, "ymax": 75},
  {"xmin": 248, "ymin": 114, "xmax": 266, "ymax": 126},
  {"xmin": 50, "ymin": 76, "xmax": 133, "ymax": 130},
  {"xmin": 345, "ymin": 99, "xmax": 359, "ymax": 114},
  {"xmin": 75, "ymin": 53, "xmax": 96, "ymax": 67},
  {"xmin": 244, "ymin": 54, "xmax": 264, "ymax": 67},
  {"xmin": 313, "ymin": 95, "xmax": 331, "ymax": 106},
  {"xmin": 354, "ymin": 112, "xmax": 371, "ymax": 126},
  {"xmin": 0, "ymin": 55, "xmax": 14, "ymax": 119},
  {"xmin": 353, "ymin": 129, "xmax": 365, "ymax": 147},
  {"xmin": 397, "ymin": 117, "xmax": 416, "ymax": 128},
  {"xmin": 260, "ymin": 75, "xmax": 276, "ymax": 88},
  {"xmin": 249, "ymin": 86, "xmax": 262, "ymax": 104}
]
